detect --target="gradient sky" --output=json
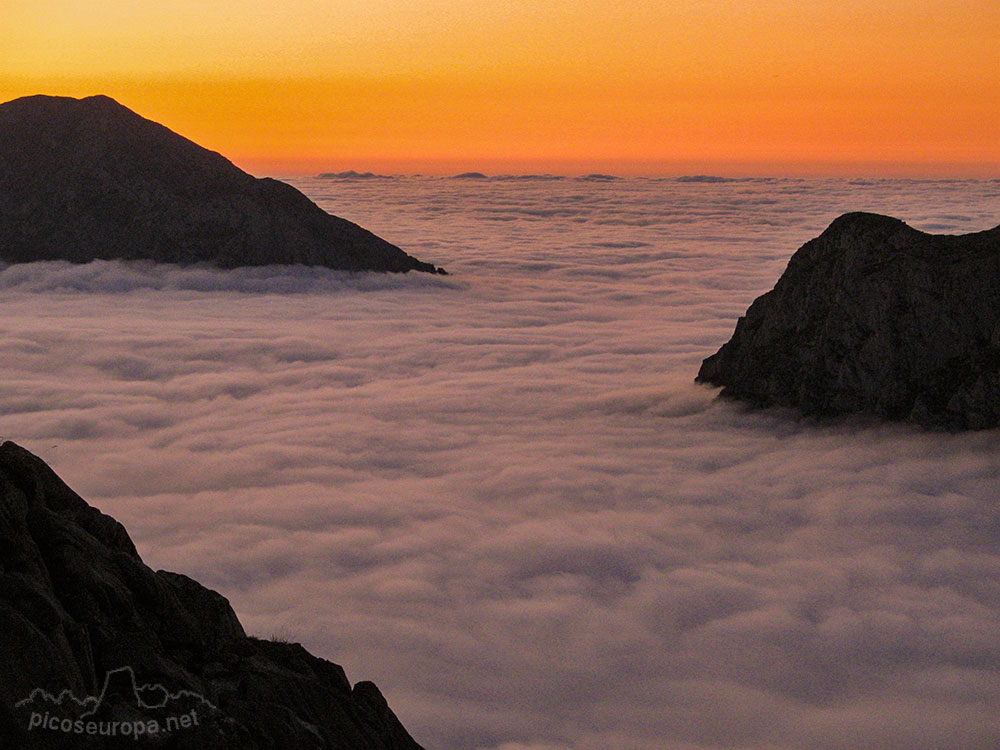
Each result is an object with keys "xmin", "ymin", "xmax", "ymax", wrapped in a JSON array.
[{"xmin": 4, "ymin": 0, "xmax": 999, "ymax": 176}]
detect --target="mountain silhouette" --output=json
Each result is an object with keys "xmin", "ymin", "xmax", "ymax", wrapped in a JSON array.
[
  {"xmin": 0, "ymin": 441, "xmax": 424, "ymax": 749},
  {"xmin": 0, "ymin": 95, "xmax": 444, "ymax": 274},
  {"xmin": 698, "ymin": 212, "xmax": 1000, "ymax": 429}
]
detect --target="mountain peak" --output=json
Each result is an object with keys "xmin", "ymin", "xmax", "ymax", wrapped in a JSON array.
[
  {"xmin": 0, "ymin": 94, "xmax": 444, "ymax": 273},
  {"xmin": 698, "ymin": 213, "xmax": 1000, "ymax": 429}
]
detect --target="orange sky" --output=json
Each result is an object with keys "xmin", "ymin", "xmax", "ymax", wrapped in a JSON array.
[{"xmin": 3, "ymin": 0, "xmax": 998, "ymax": 176}]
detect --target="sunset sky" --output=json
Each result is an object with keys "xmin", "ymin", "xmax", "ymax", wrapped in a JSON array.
[{"xmin": 4, "ymin": 0, "xmax": 999, "ymax": 176}]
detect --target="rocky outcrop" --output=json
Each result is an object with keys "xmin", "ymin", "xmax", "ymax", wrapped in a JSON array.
[
  {"xmin": 0, "ymin": 95, "xmax": 443, "ymax": 274},
  {"xmin": 697, "ymin": 212, "xmax": 1000, "ymax": 430},
  {"xmin": 0, "ymin": 441, "xmax": 425, "ymax": 749}
]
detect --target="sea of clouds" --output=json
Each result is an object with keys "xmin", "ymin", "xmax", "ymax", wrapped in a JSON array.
[{"xmin": 3, "ymin": 176, "xmax": 1000, "ymax": 750}]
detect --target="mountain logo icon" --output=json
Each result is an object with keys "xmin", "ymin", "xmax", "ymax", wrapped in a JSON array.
[{"xmin": 15, "ymin": 667, "xmax": 216, "ymax": 739}]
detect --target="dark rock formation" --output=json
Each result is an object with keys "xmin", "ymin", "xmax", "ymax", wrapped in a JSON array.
[
  {"xmin": 697, "ymin": 212, "xmax": 1000, "ymax": 430},
  {"xmin": 0, "ymin": 441, "xmax": 425, "ymax": 749},
  {"xmin": 0, "ymin": 95, "xmax": 443, "ymax": 274}
]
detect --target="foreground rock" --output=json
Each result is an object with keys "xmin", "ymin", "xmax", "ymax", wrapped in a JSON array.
[
  {"xmin": 0, "ymin": 95, "xmax": 443, "ymax": 273},
  {"xmin": 697, "ymin": 212, "xmax": 1000, "ymax": 430},
  {"xmin": 0, "ymin": 441, "xmax": 424, "ymax": 749}
]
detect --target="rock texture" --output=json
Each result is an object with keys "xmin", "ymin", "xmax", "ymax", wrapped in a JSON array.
[
  {"xmin": 0, "ymin": 95, "xmax": 443, "ymax": 273},
  {"xmin": 0, "ymin": 441, "xmax": 425, "ymax": 749},
  {"xmin": 697, "ymin": 212, "xmax": 1000, "ymax": 430}
]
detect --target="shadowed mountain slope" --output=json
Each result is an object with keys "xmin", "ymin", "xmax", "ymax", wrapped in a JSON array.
[
  {"xmin": 0, "ymin": 441, "xmax": 425, "ymax": 749},
  {"xmin": 0, "ymin": 95, "xmax": 442, "ymax": 273},
  {"xmin": 698, "ymin": 212, "xmax": 1000, "ymax": 429}
]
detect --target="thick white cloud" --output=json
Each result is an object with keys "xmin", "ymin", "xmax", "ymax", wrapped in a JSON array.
[{"xmin": 2, "ymin": 176, "xmax": 1000, "ymax": 749}]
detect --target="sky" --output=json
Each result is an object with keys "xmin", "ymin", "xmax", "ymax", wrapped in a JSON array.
[
  {"xmin": 3, "ymin": 0, "xmax": 999, "ymax": 176},
  {"xmin": 2, "ymin": 177, "xmax": 999, "ymax": 749}
]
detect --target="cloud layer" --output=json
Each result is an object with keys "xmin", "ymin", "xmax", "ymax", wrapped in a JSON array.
[{"xmin": 3, "ymin": 176, "xmax": 1000, "ymax": 749}]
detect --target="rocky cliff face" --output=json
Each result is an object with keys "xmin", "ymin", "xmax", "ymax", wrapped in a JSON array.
[
  {"xmin": 0, "ymin": 441, "xmax": 425, "ymax": 749},
  {"xmin": 0, "ymin": 95, "xmax": 443, "ymax": 274},
  {"xmin": 697, "ymin": 212, "xmax": 1000, "ymax": 430}
]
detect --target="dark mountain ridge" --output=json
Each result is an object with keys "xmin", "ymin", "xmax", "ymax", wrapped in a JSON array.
[
  {"xmin": 0, "ymin": 95, "xmax": 443, "ymax": 273},
  {"xmin": 0, "ymin": 441, "xmax": 424, "ymax": 749},
  {"xmin": 697, "ymin": 212, "xmax": 1000, "ymax": 429}
]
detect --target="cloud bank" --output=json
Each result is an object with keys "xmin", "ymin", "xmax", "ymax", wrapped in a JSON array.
[{"xmin": 3, "ymin": 176, "xmax": 1000, "ymax": 749}]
